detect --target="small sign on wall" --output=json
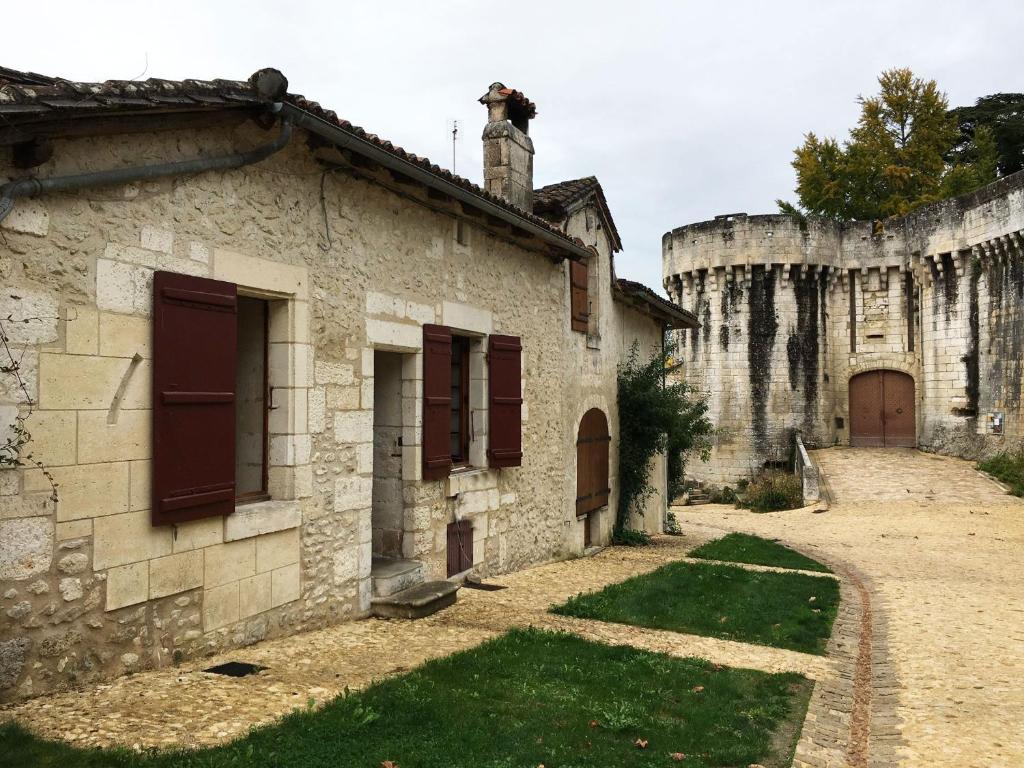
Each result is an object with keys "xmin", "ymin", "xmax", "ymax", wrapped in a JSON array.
[{"xmin": 987, "ymin": 412, "xmax": 1004, "ymax": 435}]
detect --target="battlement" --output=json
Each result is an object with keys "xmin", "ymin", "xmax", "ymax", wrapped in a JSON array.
[{"xmin": 663, "ymin": 169, "xmax": 1024, "ymax": 291}]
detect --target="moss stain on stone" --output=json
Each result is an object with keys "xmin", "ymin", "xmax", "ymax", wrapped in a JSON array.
[{"xmin": 747, "ymin": 265, "xmax": 778, "ymax": 454}]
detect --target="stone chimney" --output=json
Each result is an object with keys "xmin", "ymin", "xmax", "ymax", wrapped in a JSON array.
[{"xmin": 479, "ymin": 82, "xmax": 536, "ymax": 211}]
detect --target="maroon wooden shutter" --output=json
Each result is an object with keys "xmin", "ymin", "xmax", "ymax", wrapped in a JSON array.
[
  {"xmin": 576, "ymin": 408, "xmax": 610, "ymax": 515},
  {"xmin": 152, "ymin": 271, "xmax": 238, "ymax": 525},
  {"xmin": 487, "ymin": 334, "xmax": 523, "ymax": 468},
  {"xmin": 570, "ymin": 260, "xmax": 588, "ymax": 333},
  {"xmin": 422, "ymin": 324, "xmax": 453, "ymax": 481}
]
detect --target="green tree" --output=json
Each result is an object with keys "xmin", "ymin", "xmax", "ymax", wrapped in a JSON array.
[
  {"xmin": 941, "ymin": 124, "xmax": 999, "ymax": 198},
  {"xmin": 950, "ymin": 93, "xmax": 1024, "ymax": 176},
  {"xmin": 779, "ymin": 68, "xmax": 996, "ymax": 221}
]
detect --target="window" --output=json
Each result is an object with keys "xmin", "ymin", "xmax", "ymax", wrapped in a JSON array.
[
  {"xmin": 422, "ymin": 325, "xmax": 522, "ymax": 481},
  {"xmin": 235, "ymin": 296, "xmax": 269, "ymax": 502},
  {"xmin": 449, "ymin": 335, "xmax": 471, "ymax": 465},
  {"xmin": 153, "ymin": 272, "xmax": 276, "ymax": 525}
]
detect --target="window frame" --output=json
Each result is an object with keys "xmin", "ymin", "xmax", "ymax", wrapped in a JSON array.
[{"xmin": 234, "ymin": 295, "xmax": 271, "ymax": 506}]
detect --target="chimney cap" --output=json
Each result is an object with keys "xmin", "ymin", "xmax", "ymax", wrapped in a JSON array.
[{"xmin": 479, "ymin": 82, "xmax": 537, "ymax": 120}]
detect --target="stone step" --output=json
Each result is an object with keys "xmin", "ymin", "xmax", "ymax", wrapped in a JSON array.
[
  {"xmin": 371, "ymin": 581, "xmax": 460, "ymax": 619},
  {"xmin": 370, "ymin": 556, "xmax": 426, "ymax": 598}
]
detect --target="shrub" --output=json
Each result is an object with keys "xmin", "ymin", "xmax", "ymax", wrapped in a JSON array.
[
  {"xmin": 617, "ymin": 342, "xmax": 713, "ymax": 540},
  {"xmin": 709, "ymin": 486, "xmax": 737, "ymax": 504},
  {"xmin": 979, "ymin": 450, "xmax": 1024, "ymax": 496},
  {"xmin": 664, "ymin": 510, "xmax": 683, "ymax": 535},
  {"xmin": 612, "ymin": 528, "xmax": 653, "ymax": 547},
  {"xmin": 739, "ymin": 471, "xmax": 803, "ymax": 513}
]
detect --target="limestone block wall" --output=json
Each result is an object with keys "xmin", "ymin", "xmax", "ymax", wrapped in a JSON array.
[
  {"xmin": 663, "ymin": 172, "xmax": 1024, "ymax": 483},
  {"xmin": 555, "ymin": 206, "xmax": 669, "ymax": 546},
  {"xmin": 827, "ymin": 265, "xmax": 921, "ymax": 448},
  {"xmin": 0, "ymin": 119, "xmax": 667, "ymax": 701},
  {"xmin": 664, "ymin": 249, "xmax": 832, "ymax": 485}
]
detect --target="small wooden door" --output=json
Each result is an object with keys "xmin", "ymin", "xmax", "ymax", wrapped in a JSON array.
[
  {"xmin": 576, "ymin": 409, "xmax": 610, "ymax": 516},
  {"xmin": 849, "ymin": 370, "xmax": 916, "ymax": 447}
]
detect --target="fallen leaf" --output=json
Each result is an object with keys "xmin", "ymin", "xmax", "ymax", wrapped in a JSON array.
[
  {"xmin": 691, "ymin": 685, "xmax": 704, "ymax": 693},
  {"xmin": 671, "ymin": 752, "xmax": 686, "ymax": 761},
  {"xmin": 635, "ymin": 738, "xmax": 649, "ymax": 749},
  {"xmin": 381, "ymin": 762, "xmax": 399, "ymax": 768},
  {"xmin": 589, "ymin": 719, "xmax": 599, "ymax": 729}
]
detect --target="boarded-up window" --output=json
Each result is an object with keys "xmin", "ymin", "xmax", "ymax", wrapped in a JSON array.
[
  {"xmin": 446, "ymin": 520, "xmax": 473, "ymax": 577},
  {"xmin": 422, "ymin": 324, "xmax": 453, "ymax": 480},
  {"xmin": 487, "ymin": 335, "xmax": 523, "ymax": 468},
  {"xmin": 152, "ymin": 271, "xmax": 238, "ymax": 525},
  {"xmin": 576, "ymin": 408, "xmax": 610, "ymax": 516},
  {"xmin": 570, "ymin": 260, "xmax": 588, "ymax": 333}
]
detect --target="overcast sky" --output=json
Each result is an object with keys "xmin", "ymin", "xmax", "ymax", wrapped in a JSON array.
[{"xmin": 6, "ymin": 1, "xmax": 1023, "ymax": 292}]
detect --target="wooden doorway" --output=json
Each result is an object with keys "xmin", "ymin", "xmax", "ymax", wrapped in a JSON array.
[
  {"xmin": 849, "ymin": 370, "xmax": 916, "ymax": 447},
  {"xmin": 576, "ymin": 409, "xmax": 610, "ymax": 531}
]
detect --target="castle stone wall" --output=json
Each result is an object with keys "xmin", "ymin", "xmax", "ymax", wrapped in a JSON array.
[{"xmin": 664, "ymin": 173, "xmax": 1024, "ymax": 484}]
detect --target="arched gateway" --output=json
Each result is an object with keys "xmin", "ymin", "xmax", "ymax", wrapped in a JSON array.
[{"xmin": 849, "ymin": 370, "xmax": 916, "ymax": 447}]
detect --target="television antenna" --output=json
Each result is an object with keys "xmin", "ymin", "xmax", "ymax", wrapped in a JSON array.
[{"xmin": 451, "ymin": 119, "xmax": 459, "ymax": 174}]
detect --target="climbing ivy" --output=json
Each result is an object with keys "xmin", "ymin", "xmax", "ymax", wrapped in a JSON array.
[
  {"xmin": 0, "ymin": 315, "xmax": 58, "ymax": 500},
  {"xmin": 615, "ymin": 342, "xmax": 712, "ymax": 540}
]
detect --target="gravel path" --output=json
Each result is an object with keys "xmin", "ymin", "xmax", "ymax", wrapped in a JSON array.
[{"xmin": 680, "ymin": 447, "xmax": 1024, "ymax": 768}]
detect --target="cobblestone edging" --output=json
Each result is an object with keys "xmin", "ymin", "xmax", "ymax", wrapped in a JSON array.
[{"xmin": 790, "ymin": 545, "xmax": 905, "ymax": 768}]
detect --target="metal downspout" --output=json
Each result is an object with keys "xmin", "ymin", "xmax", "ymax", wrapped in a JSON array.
[{"xmin": 0, "ymin": 111, "xmax": 292, "ymax": 225}]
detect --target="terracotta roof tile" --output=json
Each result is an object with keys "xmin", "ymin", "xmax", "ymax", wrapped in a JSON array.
[
  {"xmin": 534, "ymin": 176, "xmax": 623, "ymax": 252},
  {"xmin": 615, "ymin": 278, "xmax": 698, "ymax": 328}
]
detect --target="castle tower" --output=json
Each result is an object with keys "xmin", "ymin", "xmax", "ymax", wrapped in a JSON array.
[{"xmin": 662, "ymin": 176, "xmax": 1024, "ymax": 485}]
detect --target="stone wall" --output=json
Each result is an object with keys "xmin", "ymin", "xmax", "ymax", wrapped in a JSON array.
[
  {"xmin": 0, "ymin": 119, "xmax": 666, "ymax": 701},
  {"xmin": 663, "ymin": 173, "xmax": 1024, "ymax": 484}
]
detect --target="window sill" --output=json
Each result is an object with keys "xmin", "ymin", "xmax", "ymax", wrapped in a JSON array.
[
  {"xmin": 445, "ymin": 467, "xmax": 498, "ymax": 498},
  {"xmin": 224, "ymin": 499, "xmax": 301, "ymax": 542},
  {"xmin": 576, "ymin": 504, "xmax": 608, "ymax": 521}
]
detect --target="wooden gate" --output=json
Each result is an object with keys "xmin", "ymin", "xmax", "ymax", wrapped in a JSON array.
[
  {"xmin": 576, "ymin": 408, "xmax": 610, "ymax": 517},
  {"xmin": 849, "ymin": 370, "xmax": 916, "ymax": 447}
]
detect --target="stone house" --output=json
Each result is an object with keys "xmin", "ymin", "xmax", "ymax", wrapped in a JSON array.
[
  {"xmin": 0, "ymin": 67, "xmax": 695, "ymax": 701},
  {"xmin": 663, "ymin": 173, "xmax": 1024, "ymax": 483}
]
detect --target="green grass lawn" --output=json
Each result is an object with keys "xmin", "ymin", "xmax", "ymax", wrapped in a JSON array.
[
  {"xmin": 551, "ymin": 561, "xmax": 839, "ymax": 655},
  {"xmin": 978, "ymin": 451, "xmax": 1024, "ymax": 495},
  {"xmin": 0, "ymin": 629, "xmax": 811, "ymax": 768},
  {"xmin": 689, "ymin": 533, "xmax": 832, "ymax": 573}
]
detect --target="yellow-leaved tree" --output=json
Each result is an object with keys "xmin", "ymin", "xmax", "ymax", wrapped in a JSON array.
[{"xmin": 779, "ymin": 68, "xmax": 998, "ymax": 221}]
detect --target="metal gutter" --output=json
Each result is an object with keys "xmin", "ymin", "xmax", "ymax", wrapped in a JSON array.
[
  {"xmin": 0, "ymin": 111, "xmax": 292, "ymax": 225},
  {"xmin": 280, "ymin": 103, "xmax": 592, "ymax": 262}
]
